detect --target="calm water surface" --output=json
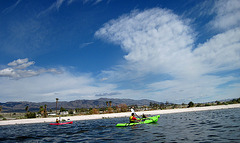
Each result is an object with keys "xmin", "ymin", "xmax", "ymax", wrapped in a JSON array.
[{"xmin": 0, "ymin": 108, "xmax": 240, "ymax": 142}]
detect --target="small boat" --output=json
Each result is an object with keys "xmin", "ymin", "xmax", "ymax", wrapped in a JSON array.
[
  {"xmin": 116, "ymin": 115, "xmax": 160, "ymax": 127},
  {"xmin": 49, "ymin": 121, "xmax": 73, "ymax": 125}
]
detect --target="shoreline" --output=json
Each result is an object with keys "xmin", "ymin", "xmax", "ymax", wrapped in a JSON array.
[{"xmin": 0, "ymin": 104, "xmax": 240, "ymax": 126}]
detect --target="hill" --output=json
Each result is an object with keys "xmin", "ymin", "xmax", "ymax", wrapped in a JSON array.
[{"xmin": 0, "ymin": 98, "xmax": 161, "ymax": 113}]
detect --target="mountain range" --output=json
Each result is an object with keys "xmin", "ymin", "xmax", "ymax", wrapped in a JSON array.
[{"xmin": 0, "ymin": 98, "xmax": 162, "ymax": 113}]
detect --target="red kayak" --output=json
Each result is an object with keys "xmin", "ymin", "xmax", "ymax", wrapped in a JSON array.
[{"xmin": 49, "ymin": 121, "xmax": 73, "ymax": 125}]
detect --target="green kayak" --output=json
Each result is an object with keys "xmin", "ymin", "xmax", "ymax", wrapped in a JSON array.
[{"xmin": 116, "ymin": 115, "xmax": 160, "ymax": 127}]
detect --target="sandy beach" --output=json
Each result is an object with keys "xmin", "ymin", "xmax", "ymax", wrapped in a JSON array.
[{"xmin": 0, "ymin": 104, "xmax": 240, "ymax": 126}]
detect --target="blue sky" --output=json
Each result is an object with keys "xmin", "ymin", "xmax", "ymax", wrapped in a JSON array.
[{"xmin": 0, "ymin": 0, "xmax": 240, "ymax": 103}]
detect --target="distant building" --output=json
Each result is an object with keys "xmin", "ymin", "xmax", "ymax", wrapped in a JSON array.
[{"xmin": 60, "ymin": 111, "xmax": 69, "ymax": 115}]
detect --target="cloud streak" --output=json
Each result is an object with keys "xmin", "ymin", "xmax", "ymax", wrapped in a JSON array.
[
  {"xmin": 38, "ymin": 0, "xmax": 66, "ymax": 17},
  {"xmin": 95, "ymin": 92, "xmax": 121, "ymax": 97},
  {"xmin": 38, "ymin": 0, "xmax": 104, "ymax": 17},
  {"xmin": 79, "ymin": 42, "xmax": 94, "ymax": 48},
  {"xmin": 2, "ymin": 0, "xmax": 21, "ymax": 14}
]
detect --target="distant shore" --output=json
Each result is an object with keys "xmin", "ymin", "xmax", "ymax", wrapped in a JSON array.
[{"xmin": 0, "ymin": 104, "xmax": 240, "ymax": 126}]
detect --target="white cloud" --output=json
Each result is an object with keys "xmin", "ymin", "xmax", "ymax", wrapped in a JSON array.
[
  {"xmin": 95, "ymin": 7, "xmax": 240, "ymax": 103},
  {"xmin": 211, "ymin": 0, "xmax": 240, "ymax": 30},
  {"xmin": 96, "ymin": 8, "xmax": 202, "ymax": 79},
  {"xmin": 0, "ymin": 68, "xmax": 17, "ymax": 78},
  {"xmin": 0, "ymin": 70, "xmax": 118, "ymax": 102},
  {"xmin": 147, "ymin": 75, "xmax": 238, "ymax": 103},
  {"xmin": 100, "ymin": 77, "xmax": 108, "ymax": 81},
  {"xmin": 194, "ymin": 27, "xmax": 240, "ymax": 72},
  {"xmin": 0, "ymin": 58, "xmax": 60, "ymax": 79},
  {"xmin": 8, "ymin": 58, "xmax": 29, "ymax": 66},
  {"xmin": 95, "ymin": 92, "xmax": 121, "ymax": 97},
  {"xmin": 0, "ymin": 60, "xmax": 124, "ymax": 102},
  {"xmin": 8, "ymin": 58, "xmax": 35, "ymax": 69}
]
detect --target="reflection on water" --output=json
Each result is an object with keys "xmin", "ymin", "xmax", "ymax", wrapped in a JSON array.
[{"xmin": 0, "ymin": 108, "xmax": 240, "ymax": 142}]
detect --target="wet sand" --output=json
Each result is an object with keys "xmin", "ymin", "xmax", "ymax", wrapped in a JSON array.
[{"xmin": 0, "ymin": 104, "xmax": 239, "ymax": 126}]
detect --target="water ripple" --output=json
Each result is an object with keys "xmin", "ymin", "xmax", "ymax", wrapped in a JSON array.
[{"xmin": 0, "ymin": 108, "xmax": 240, "ymax": 142}]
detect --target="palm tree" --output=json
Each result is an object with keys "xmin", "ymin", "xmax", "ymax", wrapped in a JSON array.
[
  {"xmin": 25, "ymin": 106, "xmax": 29, "ymax": 112},
  {"xmin": 39, "ymin": 106, "xmax": 44, "ymax": 116},
  {"xmin": 44, "ymin": 104, "xmax": 47, "ymax": 118},
  {"xmin": 56, "ymin": 98, "xmax": 59, "ymax": 115},
  {"xmin": 106, "ymin": 101, "xmax": 108, "ymax": 107},
  {"xmin": 109, "ymin": 101, "xmax": 112, "ymax": 107}
]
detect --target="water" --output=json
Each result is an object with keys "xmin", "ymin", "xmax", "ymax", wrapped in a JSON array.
[{"xmin": 0, "ymin": 108, "xmax": 240, "ymax": 142}]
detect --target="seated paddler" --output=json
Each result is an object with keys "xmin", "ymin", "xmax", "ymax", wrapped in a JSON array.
[
  {"xmin": 142, "ymin": 113, "xmax": 147, "ymax": 118},
  {"xmin": 129, "ymin": 113, "xmax": 140, "ymax": 123}
]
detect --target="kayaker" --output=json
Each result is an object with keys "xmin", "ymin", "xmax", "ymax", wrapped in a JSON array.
[
  {"xmin": 56, "ymin": 118, "xmax": 59, "ymax": 123},
  {"xmin": 131, "ymin": 107, "xmax": 134, "ymax": 113},
  {"xmin": 129, "ymin": 113, "xmax": 139, "ymax": 123},
  {"xmin": 142, "ymin": 114, "xmax": 147, "ymax": 118}
]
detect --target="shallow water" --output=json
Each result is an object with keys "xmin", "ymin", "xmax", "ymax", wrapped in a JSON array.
[{"xmin": 0, "ymin": 108, "xmax": 240, "ymax": 142}]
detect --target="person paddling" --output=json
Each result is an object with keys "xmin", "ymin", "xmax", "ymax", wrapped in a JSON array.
[
  {"xmin": 56, "ymin": 117, "xmax": 61, "ymax": 123},
  {"xmin": 142, "ymin": 113, "xmax": 147, "ymax": 118},
  {"xmin": 129, "ymin": 113, "xmax": 140, "ymax": 123}
]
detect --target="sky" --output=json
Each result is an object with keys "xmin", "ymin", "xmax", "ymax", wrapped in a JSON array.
[{"xmin": 0, "ymin": 0, "xmax": 240, "ymax": 103}]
